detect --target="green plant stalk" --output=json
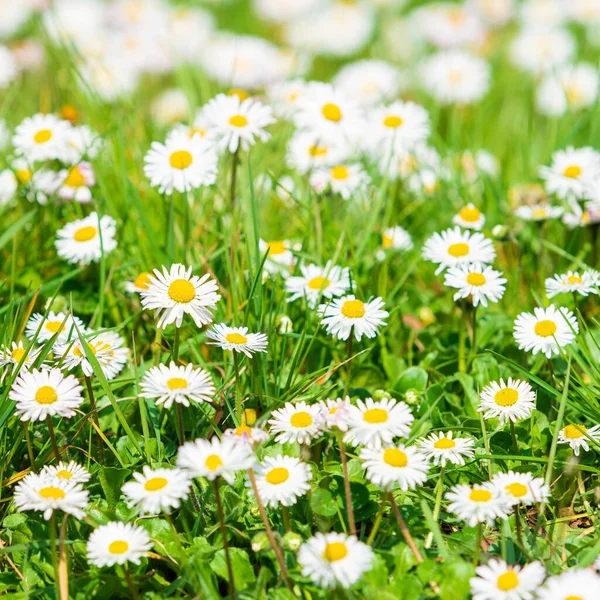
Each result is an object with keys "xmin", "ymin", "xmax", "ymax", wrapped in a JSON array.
[
  {"xmin": 213, "ymin": 478, "xmax": 235, "ymax": 600},
  {"xmin": 338, "ymin": 433, "xmax": 356, "ymax": 536},
  {"xmin": 46, "ymin": 416, "xmax": 60, "ymax": 462},
  {"xmin": 425, "ymin": 463, "xmax": 445, "ymax": 549},
  {"xmin": 367, "ymin": 497, "xmax": 386, "ymax": 546},
  {"xmin": 233, "ymin": 352, "xmax": 243, "ymax": 424},
  {"xmin": 85, "ymin": 376, "xmax": 105, "ymax": 464}
]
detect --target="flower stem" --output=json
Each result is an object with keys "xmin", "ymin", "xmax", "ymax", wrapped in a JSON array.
[
  {"xmin": 85, "ymin": 376, "xmax": 104, "ymax": 464},
  {"xmin": 233, "ymin": 352, "xmax": 243, "ymax": 424},
  {"xmin": 49, "ymin": 514, "xmax": 60, "ymax": 600},
  {"xmin": 344, "ymin": 334, "xmax": 353, "ymax": 398},
  {"xmin": 469, "ymin": 305, "xmax": 478, "ymax": 364},
  {"xmin": 172, "ymin": 327, "xmax": 180, "ymax": 364},
  {"xmin": 387, "ymin": 491, "xmax": 423, "ymax": 563},
  {"xmin": 338, "ymin": 434, "xmax": 356, "ymax": 536},
  {"xmin": 509, "ymin": 421, "xmax": 519, "ymax": 454},
  {"xmin": 425, "ymin": 463, "xmax": 445, "ymax": 549},
  {"xmin": 46, "ymin": 416, "xmax": 60, "ymax": 462},
  {"xmin": 122, "ymin": 565, "xmax": 140, "ymax": 600},
  {"xmin": 229, "ymin": 147, "xmax": 239, "ymax": 209},
  {"xmin": 366, "ymin": 497, "xmax": 386, "ymax": 546},
  {"xmin": 473, "ymin": 522, "xmax": 483, "ymax": 566},
  {"xmin": 24, "ymin": 422, "xmax": 37, "ymax": 473},
  {"xmin": 282, "ymin": 506, "xmax": 292, "ymax": 532},
  {"xmin": 458, "ymin": 309, "xmax": 466, "ymax": 373},
  {"xmin": 176, "ymin": 403, "xmax": 185, "ymax": 445},
  {"xmin": 212, "ymin": 478, "xmax": 235, "ymax": 600}
]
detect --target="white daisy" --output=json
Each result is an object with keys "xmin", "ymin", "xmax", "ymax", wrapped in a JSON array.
[
  {"xmin": 269, "ymin": 401, "xmax": 323, "ymax": 445},
  {"xmin": 140, "ymin": 264, "xmax": 221, "ymax": 329},
  {"xmin": 251, "ymin": 455, "xmax": 312, "ymax": 507},
  {"xmin": 54, "ymin": 162, "xmax": 95, "ymax": 204},
  {"xmin": 298, "ymin": 532, "xmax": 374, "ymax": 589},
  {"xmin": 25, "ymin": 311, "xmax": 86, "ymax": 344},
  {"xmin": 514, "ymin": 204, "xmax": 564, "ymax": 222},
  {"xmin": 223, "ymin": 424, "xmax": 270, "ymax": 446},
  {"xmin": 318, "ymin": 397, "xmax": 352, "ymax": 431},
  {"xmin": 417, "ymin": 431, "xmax": 475, "ymax": 467},
  {"xmin": 381, "ymin": 226, "xmax": 413, "ymax": 252},
  {"xmin": 87, "ymin": 522, "xmax": 152, "ymax": 567},
  {"xmin": 343, "ymin": 397, "xmax": 414, "ymax": 449},
  {"xmin": 124, "ymin": 272, "xmax": 153, "ymax": 294},
  {"xmin": 9, "ymin": 367, "xmax": 83, "ymax": 422},
  {"xmin": 407, "ymin": 168, "xmax": 443, "ymax": 196},
  {"xmin": 63, "ymin": 124, "xmax": 103, "ymax": 164},
  {"xmin": 539, "ymin": 146, "xmax": 600, "ymax": 200},
  {"xmin": 40, "ymin": 461, "xmax": 91, "ymax": 484},
  {"xmin": 510, "ymin": 26, "xmax": 574, "ymax": 75},
  {"xmin": 285, "ymin": 261, "xmax": 352, "ymax": 308},
  {"xmin": 14, "ymin": 473, "xmax": 89, "ymax": 521},
  {"xmin": 0, "ymin": 340, "xmax": 42, "ymax": 375},
  {"xmin": 143, "ymin": 131, "xmax": 217, "ymax": 195},
  {"xmin": 444, "ymin": 262, "xmax": 507, "ymax": 308},
  {"xmin": 558, "ymin": 423, "xmax": 600, "ymax": 456},
  {"xmin": 122, "ymin": 466, "xmax": 191, "ymax": 515},
  {"xmin": 285, "ymin": 130, "xmax": 349, "ymax": 174},
  {"xmin": 470, "ymin": 559, "xmax": 546, "ymax": 600},
  {"xmin": 267, "ymin": 78, "xmax": 308, "ymax": 119},
  {"xmin": 206, "ymin": 324, "xmax": 268, "ymax": 358},
  {"xmin": 176, "ymin": 437, "xmax": 256, "ymax": 484},
  {"xmin": 360, "ymin": 444, "xmax": 429, "ymax": 491},
  {"xmin": 545, "ymin": 271, "xmax": 599, "ymax": 298},
  {"xmin": 453, "ymin": 204, "xmax": 486, "ymax": 231},
  {"xmin": 309, "ymin": 163, "xmax": 371, "ymax": 201},
  {"xmin": 140, "ymin": 361, "xmax": 215, "ymax": 409},
  {"xmin": 513, "ymin": 305, "xmax": 578, "ymax": 358},
  {"xmin": 479, "ymin": 378, "xmax": 537, "ymax": 424},
  {"xmin": 318, "ymin": 295, "xmax": 389, "ymax": 342},
  {"xmin": 12, "ymin": 113, "xmax": 71, "ymax": 162},
  {"xmin": 379, "ymin": 143, "xmax": 442, "ymax": 181},
  {"xmin": 202, "ymin": 93, "xmax": 275, "ymax": 153},
  {"xmin": 413, "ymin": 3, "xmax": 485, "ymax": 49},
  {"xmin": 55, "ymin": 212, "xmax": 117, "ymax": 266},
  {"xmin": 166, "ymin": 110, "xmax": 216, "ymax": 147},
  {"xmin": 258, "ymin": 239, "xmax": 295, "ymax": 277},
  {"xmin": 492, "ymin": 471, "xmax": 550, "ymax": 506},
  {"xmin": 0, "ymin": 169, "xmax": 17, "ymax": 206},
  {"xmin": 423, "ymin": 227, "xmax": 496, "ymax": 274},
  {"xmin": 538, "ymin": 569, "xmax": 600, "ymax": 600},
  {"xmin": 446, "ymin": 483, "xmax": 512, "ymax": 527}
]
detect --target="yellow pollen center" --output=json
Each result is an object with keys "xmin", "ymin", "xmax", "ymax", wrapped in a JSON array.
[
  {"xmin": 363, "ymin": 408, "xmax": 388, "ymax": 424},
  {"xmin": 322, "ymin": 542, "xmax": 348, "ymax": 562},
  {"xmin": 563, "ymin": 165, "xmax": 582, "ymax": 178},
  {"xmin": 383, "ymin": 448, "xmax": 408, "ymax": 467},
  {"xmin": 205, "ymin": 454, "xmax": 223, "ymax": 471},
  {"xmin": 290, "ymin": 411, "xmax": 313, "ymax": 428},
  {"xmin": 532, "ymin": 208, "xmax": 547, "ymax": 218},
  {"xmin": 341, "ymin": 299, "xmax": 365, "ymax": 318},
  {"xmin": 34, "ymin": 129, "xmax": 52, "ymax": 144},
  {"xmin": 167, "ymin": 279, "xmax": 195, "ymax": 303},
  {"xmin": 265, "ymin": 467, "xmax": 289, "ymax": 485},
  {"xmin": 382, "ymin": 234, "xmax": 393, "ymax": 248},
  {"xmin": 308, "ymin": 276, "xmax": 330, "ymax": 290},
  {"xmin": 494, "ymin": 388, "xmax": 518, "ymax": 407},
  {"xmin": 331, "ymin": 165, "xmax": 349, "ymax": 180},
  {"xmin": 144, "ymin": 477, "xmax": 168, "ymax": 491},
  {"xmin": 16, "ymin": 169, "xmax": 32, "ymax": 183},
  {"xmin": 11, "ymin": 348, "xmax": 26, "ymax": 362},
  {"xmin": 534, "ymin": 320, "xmax": 557, "ymax": 337},
  {"xmin": 73, "ymin": 342, "xmax": 97, "ymax": 358},
  {"xmin": 56, "ymin": 470, "xmax": 72, "ymax": 479},
  {"xmin": 228, "ymin": 88, "xmax": 250, "ymax": 101},
  {"xmin": 447, "ymin": 243, "xmax": 469, "ymax": 257},
  {"xmin": 73, "ymin": 226, "xmax": 97, "ymax": 242},
  {"xmin": 565, "ymin": 596, "xmax": 583, "ymax": 600},
  {"xmin": 568, "ymin": 275, "xmax": 583, "ymax": 285},
  {"xmin": 134, "ymin": 272, "xmax": 151, "ymax": 289},
  {"xmin": 506, "ymin": 482, "xmax": 528, "ymax": 498},
  {"xmin": 459, "ymin": 206, "xmax": 481, "ymax": 222},
  {"xmin": 108, "ymin": 540, "xmax": 129, "ymax": 554},
  {"xmin": 497, "ymin": 570, "xmax": 519, "ymax": 591},
  {"xmin": 39, "ymin": 486, "xmax": 65, "ymax": 500},
  {"xmin": 228, "ymin": 114, "xmax": 248, "ymax": 128},
  {"xmin": 64, "ymin": 166, "xmax": 85, "ymax": 188},
  {"xmin": 45, "ymin": 321, "xmax": 62, "ymax": 333},
  {"xmin": 383, "ymin": 115, "xmax": 403, "ymax": 128},
  {"xmin": 308, "ymin": 145, "xmax": 328, "ymax": 157},
  {"xmin": 469, "ymin": 489, "xmax": 492, "ymax": 502},
  {"xmin": 189, "ymin": 128, "xmax": 206, "ymax": 138},
  {"xmin": 225, "ymin": 333, "xmax": 248, "ymax": 344},
  {"xmin": 35, "ymin": 385, "xmax": 58, "ymax": 405},
  {"xmin": 322, "ymin": 103, "xmax": 342, "ymax": 122},
  {"xmin": 169, "ymin": 150, "xmax": 193, "ymax": 170},
  {"xmin": 167, "ymin": 377, "xmax": 188, "ymax": 390},
  {"xmin": 266, "ymin": 241, "xmax": 286, "ymax": 255},
  {"xmin": 564, "ymin": 424, "xmax": 586, "ymax": 439},
  {"xmin": 467, "ymin": 273, "xmax": 486, "ymax": 286},
  {"xmin": 235, "ymin": 425, "xmax": 252, "ymax": 436},
  {"xmin": 433, "ymin": 437, "xmax": 456, "ymax": 449}
]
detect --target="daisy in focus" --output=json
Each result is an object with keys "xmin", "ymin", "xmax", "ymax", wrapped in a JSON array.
[
  {"xmin": 444, "ymin": 262, "xmax": 507, "ymax": 307},
  {"xmin": 285, "ymin": 262, "xmax": 352, "ymax": 308},
  {"xmin": 55, "ymin": 212, "xmax": 117, "ymax": 265},
  {"xmin": 268, "ymin": 400, "xmax": 323, "ymax": 444},
  {"xmin": 558, "ymin": 423, "xmax": 600, "ymax": 456},
  {"xmin": 545, "ymin": 270, "xmax": 599, "ymax": 298},
  {"xmin": 25, "ymin": 311, "xmax": 85, "ymax": 344},
  {"xmin": 318, "ymin": 397, "xmax": 351, "ymax": 431},
  {"xmin": 87, "ymin": 522, "xmax": 152, "ymax": 567},
  {"xmin": 360, "ymin": 444, "xmax": 429, "ymax": 491},
  {"xmin": 40, "ymin": 461, "xmax": 91, "ymax": 484},
  {"xmin": 479, "ymin": 378, "xmax": 537, "ymax": 424},
  {"xmin": 206, "ymin": 324, "xmax": 268, "ymax": 357},
  {"xmin": 452, "ymin": 204, "xmax": 486, "ymax": 231},
  {"xmin": 492, "ymin": 471, "xmax": 550, "ymax": 506},
  {"xmin": 470, "ymin": 559, "xmax": 546, "ymax": 600},
  {"xmin": 418, "ymin": 431, "xmax": 475, "ymax": 467},
  {"xmin": 446, "ymin": 483, "xmax": 512, "ymax": 527},
  {"xmin": 251, "ymin": 455, "xmax": 312, "ymax": 507},
  {"xmin": 12, "ymin": 113, "xmax": 71, "ymax": 162}
]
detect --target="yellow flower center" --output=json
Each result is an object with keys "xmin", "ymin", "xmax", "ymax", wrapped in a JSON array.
[
  {"xmin": 228, "ymin": 88, "xmax": 250, "ymax": 101},
  {"xmin": 266, "ymin": 241, "xmax": 286, "ymax": 255},
  {"xmin": 39, "ymin": 486, "xmax": 65, "ymax": 500},
  {"xmin": 433, "ymin": 437, "xmax": 456, "ymax": 449},
  {"xmin": 265, "ymin": 467, "xmax": 289, "ymax": 485},
  {"xmin": 469, "ymin": 489, "xmax": 492, "ymax": 502},
  {"xmin": 322, "ymin": 542, "xmax": 348, "ymax": 562},
  {"xmin": 447, "ymin": 243, "xmax": 469, "ymax": 257},
  {"xmin": 563, "ymin": 424, "xmax": 586, "ymax": 439},
  {"xmin": 534, "ymin": 320, "xmax": 557, "ymax": 337},
  {"xmin": 189, "ymin": 127, "xmax": 206, "ymax": 138},
  {"xmin": 167, "ymin": 377, "xmax": 188, "ymax": 390},
  {"xmin": 11, "ymin": 347, "xmax": 26, "ymax": 362},
  {"xmin": 169, "ymin": 150, "xmax": 193, "ymax": 170},
  {"xmin": 505, "ymin": 482, "xmax": 528, "ymax": 498},
  {"xmin": 290, "ymin": 411, "xmax": 313, "ymax": 428},
  {"xmin": 235, "ymin": 425, "xmax": 252, "ymax": 436},
  {"xmin": 64, "ymin": 166, "xmax": 86, "ymax": 188},
  {"xmin": 467, "ymin": 273, "xmax": 486, "ymax": 286},
  {"xmin": 340, "ymin": 299, "xmax": 365, "ymax": 318},
  {"xmin": 16, "ymin": 169, "xmax": 32, "ymax": 183},
  {"xmin": 532, "ymin": 208, "xmax": 547, "ymax": 219},
  {"xmin": 363, "ymin": 408, "xmax": 388, "ymax": 424},
  {"xmin": 494, "ymin": 388, "xmax": 518, "ymax": 407},
  {"xmin": 563, "ymin": 165, "xmax": 582, "ymax": 178},
  {"xmin": 144, "ymin": 477, "xmax": 168, "ymax": 491},
  {"xmin": 383, "ymin": 448, "xmax": 408, "ymax": 467},
  {"xmin": 565, "ymin": 596, "xmax": 583, "ymax": 600},
  {"xmin": 167, "ymin": 279, "xmax": 195, "ymax": 303},
  {"xmin": 205, "ymin": 454, "xmax": 223, "ymax": 471},
  {"xmin": 321, "ymin": 103, "xmax": 342, "ymax": 122},
  {"xmin": 565, "ymin": 85, "xmax": 583, "ymax": 105},
  {"xmin": 382, "ymin": 234, "xmax": 393, "ymax": 248},
  {"xmin": 308, "ymin": 276, "xmax": 330, "ymax": 290},
  {"xmin": 459, "ymin": 206, "xmax": 481, "ymax": 222},
  {"xmin": 567, "ymin": 275, "xmax": 583, "ymax": 285},
  {"xmin": 34, "ymin": 129, "xmax": 52, "ymax": 144},
  {"xmin": 56, "ymin": 470, "xmax": 72, "ymax": 479},
  {"xmin": 73, "ymin": 226, "xmax": 97, "ymax": 242},
  {"xmin": 35, "ymin": 385, "xmax": 58, "ymax": 405},
  {"xmin": 45, "ymin": 320, "xmax": 62, "ymax": 333},
  {"xmin": 497, "ymin": 570, "xmax": 519, "ymax": 591},
  {"xmin": 331, "ymin": 166, "xmax": 349, "ymax": 180},
  {"xmin": 73, "ymin": 342, "xmax": 98, "ymax": 358},
  {"xmin": 225, "ymin": 333, "xmax": 248, "ymax": 345},
  {"xmin": 308, "ymin": 145, "xmax": 328, "ymax": 157},
  {"xmin": 108, "ymin": 540, "xmax": 129, "ymax": 554},
  {"xmin": 134, "ymin": 272, "xmax": 151, "ymax": 290},
  {"xmin": 383, "ymin": 115, "xmax": 403, "ymax": 128},
  {"xmin": 229, "ymin": 114, "xmax": 248, "ymax": 128}
]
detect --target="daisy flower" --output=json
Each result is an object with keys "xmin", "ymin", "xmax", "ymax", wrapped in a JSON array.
[
  {"xmin": 381, "ymin": 226, "xmax": 413, "ymax": 252},
  {"xmin": 510, "ymin": 26, "xmax": 574, "ymax": 75},
  {"xmin": 545, "ymin": 271, "xmax": 599, "ymax": 298},
  {"xmin": 558, "ymin": 423, "xmax": 600, "ymax": 455},
  {"xmin": 140, "ymin": 264, "xmax": 221, "ymax": 329},
  {"xmin": 318, "ymin": 397, "xmax": 352, "ymax": 432},
  {"xmin": 87, "ymin": 522, "xmax": 152, "ymax": 567},
  {"xmin": 414, "ymin": 4, "xmax": 485, "ymax": 49},
  {"xmin": 418, "ymin": 431, "xmax": 475, "ymax": 467},
  {"xmin": 63, "ymin": 124, "xmax": 103, "ymax": 163},
  {"xmin": 0, "ymin": 340, "xmax": 42, "ymax": 376},
  {"xmin": 285, "ymin": 261, "xmax": 352, "ymax": 308},
  {"xmin": 0, "ymin": 169, "xmax": 17, "ymax": 206},
  {"xmin": 140, "ymin": 361, "xmax": 215, "ymax": 409},
  {"xmin": 343, "ymin": 397, "xmax": 414, "ymax": 449},
  {"xmin": 40, "ymin": 461, "xmax": 91, "ymax": 484},
  {"xmin": 125, "ymin": 272, "xmax": 153, "ymax": 294},
  {"xmin": 122, "ymin": 466, "xmax": 191, "ymax": 515},
  {"xmin": 422, "ymin": 227, "xmax": 496, "ymax": 274},
  {"xmin": 318, "ymin": 295, "xmax": 389, "ymax": 342},
  {"xmin": 12, "ymin": 113, "xmax": 71, "ymax": 162},
  {"xmin": 470, "ymin": 559, "xmax": 546, "ymax": 600},
  {"xmin": 25, "ymin": 311, "xmax": 86, "ymax": 344},
  {"xmin": 267, "ymin": 78, "xmax": 308, "ymax": 119},
  {"xmin": 514, "ymin": 204, "xmax": 564, "ymax": 222},
  {"xmin": 202, "ymin": 93, "xmax": 275, "ymax": 153},
  {"xmin": 143, "ymin": 131, "xmax": 217, "ymax": 195},
  {"xmin": 309, "ymin": 163, "xmax": 371, "ymax": 200},
  {"xmin": 333, "ymin": 59, "xmax": 402, "ymax": 107},
  {"xmin": 513, "ymin": 305, "xmax": 578, "ymax": 358},
  {"xmin": 251, "ymin": 455, "xmax": 312, "ymax": 507},
  {"xmin": 479, "ymin": 378, "xmax": 537, "ymax": 424},
  {"xmin": 492, "ymin": 471, "xmax": 550, "ymax": 506},
  {"xmin": 176, "ymin": 437, "xmax": 255, "ymax": 484},
  {"xmin": 206, "ymin": 324, "xmax": 268, "ymax": 358},
  {"xmin": 298, "ymin": 532, "xmax": 374, "ymax": 589},
  {"xmin": 54, "ymin": 162, "xmax": 95, "ymax": 203},
  {"xmin": 258, "ymin": 239, "xmax": 295, "ymax": 277},
  {"xmin": 360, "ymin": 444, "xmax": 429, "ymax": 491},
  {"xmin": 223, "ymin": 424, "xmax": 269, "ymax": 446},
  {"xmin": 539, "ymin": 146, "xmax": 600, "ymax": 200},
  {"xmin": 10, "ymin": 368, "xmax": 83, "ymax": 422},
  {"xmin": 446, "ymin": 483, "xmax": 512, "ymax": 527},
  {"xmin": 538, "ymin": 569, "xmax": 600, "ymax": 600},
  {"xmin": 14, "ymin": 473, "xmax": 89, "ymax": 521},
  {"xmin": 55, "ymin": 212, "xmax": 117, "ymax": 266},
  {"xmin": 166, "ymin": 110, "xmax": 216, "ymax": 147},
  {"xmin": 268, "ymin": 401, "xmax": 323, "ymax": 445},
  {"xmin": 444, "ymin": 262, "xmax": 507, "ymax": 307},
  {"xmin": 453, "ymin": 204, "xmax": 486, "ymax": 231},
  {"xmin": 285, "ymin": 130, "xmax": 348, "ymax": 174}
]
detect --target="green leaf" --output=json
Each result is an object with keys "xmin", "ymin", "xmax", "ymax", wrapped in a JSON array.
[
  {"xmin": 210, "ymin": 548, "xmax": 256, "ymax": 590},
  {"xmin": 439, "ymin": 557, "xmax": 474, "ymax": 600},
  {"xmin": 310, "ymin": 488, "xmax": 338, "ymax": 517},
  {"xmin": 394, "ymin": 367, "xmax": 428, "ymax": 394},
  {"xmin": 98, "ymin": 467, "xmax": 131, "ymax": 512}
]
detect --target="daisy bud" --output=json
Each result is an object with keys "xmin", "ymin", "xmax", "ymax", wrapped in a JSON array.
[
  {"xmin": 277, "ymin": 315, "xmax": 293, "ymax": 334},
  {"xmin": 251, "ymin": 531, "xmax": 270, "ymax": 553},
  {"xmin": 373, "ymin": 389, "xmax": 391, "ymax": 401},
  {"xmin": 283, "ymin": 531, "xmax": 303, "ymax": 552}
]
